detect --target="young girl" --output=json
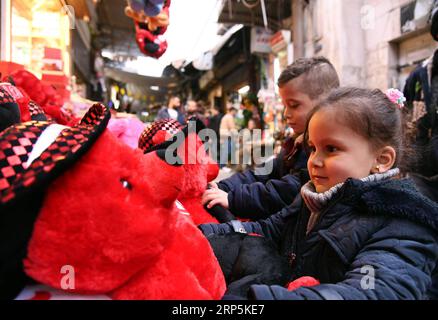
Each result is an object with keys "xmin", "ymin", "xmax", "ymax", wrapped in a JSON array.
[{"xmin": 200, "ymin": 87, "xmax": 438, "ymax": 300}]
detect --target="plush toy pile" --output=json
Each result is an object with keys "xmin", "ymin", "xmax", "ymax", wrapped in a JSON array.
[
  {"xmin": 0, "ymin": 81, "xmax": 48, "ymax": 132},
  {"xmin": 2, "ymin": 70, "xmax": 77, "ymax": 126},
  {"xmin": 0, "ymin": 103, "xmax": 226, "ymax": 300}
]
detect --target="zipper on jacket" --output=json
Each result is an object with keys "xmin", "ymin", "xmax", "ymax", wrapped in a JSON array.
[
  {"xmin": 288, "ymin": 183, "xmax": 349, "ymax": 277},
  {"xmin": 310, "ymin": 183, "xmax": 349, "ymax": 233}
]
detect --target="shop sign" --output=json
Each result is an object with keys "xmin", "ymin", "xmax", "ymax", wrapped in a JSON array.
[
  {"xmin": 251, "ymin": 27, "xmax": 273, "ymax": 54},
  {"xmin": 270, "ymin": 30, "xmax": 291, "ymax": 54}
]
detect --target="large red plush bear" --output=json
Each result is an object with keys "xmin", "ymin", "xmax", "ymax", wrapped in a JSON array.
[
  {"xmin": 0, "ymin": 104, "xmax": 225, "ymax": 300},
  {"xmin": 139, "ymin": 118, "xmax": 220, "ymax": 225}
]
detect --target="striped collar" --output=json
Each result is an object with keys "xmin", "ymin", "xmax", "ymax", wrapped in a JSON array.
[{"xmin": 301, "ymin": 168, "xmax": 401, "ymax": 214}]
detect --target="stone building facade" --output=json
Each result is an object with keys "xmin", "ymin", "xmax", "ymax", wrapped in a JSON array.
[{"xmin": 293, "ymin": 0, "xmax": 437, "ymax": 90}]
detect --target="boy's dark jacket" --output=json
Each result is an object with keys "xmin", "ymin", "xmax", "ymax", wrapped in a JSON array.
[
  {"xmin": 201, "ymin": 178, "xmax": 438, "ymax": 300},
  {"xmin": 217, "ymin": 137, "xmax": 308, "ymax": 219}
]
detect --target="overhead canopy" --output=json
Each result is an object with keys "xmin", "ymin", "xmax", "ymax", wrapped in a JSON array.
[
  {"xmin": 219, "ymin": 0, "xmax": 292, "ymax": 32},
  {"xmin": 95, "ymin": 0, "xmax": 141, "ymax": 58},
  {"xmin": 104, "ymin": 67, "xmax": 179, "ymax": 102}
]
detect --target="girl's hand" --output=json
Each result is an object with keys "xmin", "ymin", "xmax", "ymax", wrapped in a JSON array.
[{"xmin": 202, "ymin": 184, "xmax": 229, "ymax": 209}]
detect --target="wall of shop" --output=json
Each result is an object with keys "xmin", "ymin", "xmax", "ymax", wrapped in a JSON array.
[
  {"xmin": 296, "ymin": 0, "xmax": 437, "ymax": 90},
  {"xmin": 300, "ymin": 0, "xmax": 367, "ymax": 87},
  {"xmin": 1, "ymin": 0, "xmax": 11, "ymax": 61},
  {"xmin": 361, "ymin": 0, "xmax": 435, "ymax": 90},
  {"xmin": 7, "ymin": 0, "xmax": 72, "ymax": 78}
]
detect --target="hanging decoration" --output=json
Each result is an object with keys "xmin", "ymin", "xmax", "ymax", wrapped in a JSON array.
[{"xmin": 125, "ymin": 0, "xmax": 171, "ymax": 59}]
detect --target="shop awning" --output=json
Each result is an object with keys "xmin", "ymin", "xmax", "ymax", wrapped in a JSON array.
[
  {"xmin": 104, "ymin": 67, "xmax": 180, "ymax": 101},
  {"xmin": 219, "ymin": 0, "xmax": 292, "ymax": 32},
  {"xmin": 95, "ymin": 0, "xmax": 140, "ymax": 59}
]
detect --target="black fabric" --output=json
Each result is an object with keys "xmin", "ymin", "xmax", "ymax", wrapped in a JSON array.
[
  {"xmin": 205, "ymin": 204, "xmax": 236, "ymax": 223},
  {"xmin": 202, "ymin": 178, "xmax": 438, "ymax": 300},
  {"xmin": 0, "ymin": 87, "xmax": 20, "ymax": 132},
  {"xmin": 429, "ymin": 50, "xmax": 438, "ymax": 132},
  {"xmin": 403, "ymin": 64, "xmax": 433, "ymax": 145},
  {"xmin": 0, "ymin": 101, "xmax": 20, "ymax": 133},
  {"xmin": 411, "ymin": 173, "xmax": 438, "ymax": 203},
  {"xmin": 410, "ymin": 52, "xmax": 438, "ymax": 176},
  {"xmin": 432, "ymin": 1, "xmax": 438, "ymax": 41},
  {"xmin": 206, "ymin": 233, "xmax": 292, "ymax": 297},
  {"xmin": 0, "ymin": 190, "xmax": 45, "ymax": 300}
]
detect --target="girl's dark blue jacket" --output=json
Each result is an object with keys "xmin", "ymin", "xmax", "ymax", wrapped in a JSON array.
[
  {"xmin": 201, "ymin": 178, "xmax": 438, "ymax": 300},
  {"xmin": 217, "ymin": 137, "xmax": 308, "ymax": 220}
]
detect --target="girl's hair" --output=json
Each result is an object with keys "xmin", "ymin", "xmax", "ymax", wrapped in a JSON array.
[{"xmin": 304, "ymin": 87, "xmax": 415, "ymax": 173}]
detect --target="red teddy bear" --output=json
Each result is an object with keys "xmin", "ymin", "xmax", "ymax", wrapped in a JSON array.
[{"xmin": 0, "ymin": 104, "xmax": 225, "ymax": 300}]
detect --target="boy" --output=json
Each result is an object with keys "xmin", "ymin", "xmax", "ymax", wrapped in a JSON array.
[{"xmin": 202, "ymin": 57, "xmax": 340, "ymax": 219}]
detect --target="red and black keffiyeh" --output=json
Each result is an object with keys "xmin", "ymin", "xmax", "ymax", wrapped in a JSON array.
[
  {"xmin": 138, "ymin": 118, "xmax": 182, "ymax": 153},
  {"xmin": 0, "ymin": 103, "xmax": 110, "ymax": 206}
]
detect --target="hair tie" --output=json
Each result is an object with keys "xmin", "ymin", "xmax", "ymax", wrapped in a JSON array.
[{"xmin": 386, "ymin": 88, "xmax": 406, "ymax": 109}]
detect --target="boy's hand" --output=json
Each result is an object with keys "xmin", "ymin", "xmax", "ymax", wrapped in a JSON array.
[{"xmin": 202, "ymin": 183, "xmax": 229, "ymax": 209}]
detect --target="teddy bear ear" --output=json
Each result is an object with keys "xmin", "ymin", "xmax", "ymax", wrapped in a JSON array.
[{"xmin": 138, "ymin": 118, "xmax": 182, "ymax": 153}]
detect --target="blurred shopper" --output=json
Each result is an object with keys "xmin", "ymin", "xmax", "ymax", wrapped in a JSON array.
[
  {"xmin": 186, "ymin": 99, "xmax": 207, "ymax": 125},
  {"xmin": 219, "ymin": 104, "xmax": 238, "ymax": 170},
  {"xmin": 207, "ymin": 105, "xmax": 224, "ymax": 163},
  {"xmin": 156, "ymin": 96, "xmax": 185, "ymax": 125}
]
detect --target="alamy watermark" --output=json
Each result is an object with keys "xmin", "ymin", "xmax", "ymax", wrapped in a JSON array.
[
  {"xmin": 60, "ymin": 265, "xmax": 75, "ymax": 290},
  {"xmin": 163, "ymin": 122, "xmax": 275, "ymax": 175},
  {"xmin": 360, "ymin": 265, "xmax": 376, "ymax": 290}
]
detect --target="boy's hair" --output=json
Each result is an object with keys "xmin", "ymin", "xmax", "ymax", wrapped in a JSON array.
[
  {"xmin": 277, "ymin": 57, "xmax": 340, "ymax": 100},
  {"xmin": 304, "ymin": 87, "xmax": 414, "ymax": 173}
]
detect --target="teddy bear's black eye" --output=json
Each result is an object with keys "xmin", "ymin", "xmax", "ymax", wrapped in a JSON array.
[{"xmin": 120, "ymin": 179, "xmax": 133, "ymax": 190}]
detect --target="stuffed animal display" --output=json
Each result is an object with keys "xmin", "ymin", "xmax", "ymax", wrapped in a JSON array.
[
  {"xmin": 139, "ymin": 118, "xmax": 221, "ymax": 225},
  {"xmin": 0, "ymin": 103, "xmax": 226, "ymax": 300},
  {"xmin": 0, "ymin": 83, "xmax": 21, "ymax": 132},
  {"xmin": 2, "ymin": 70, "xmax": 77, "ymax": 126},
  {"xmin": 202, "ymin": 230, "xmax": 320, "ymax": 298},
  {"xmin": 125, "ymin": 0, "xmax": 171, "ymax": 58},
  {"xmin": 0, "ymin": 81, "xmax": 47, "ymax": 129},
  {"xmin": 205, "ymin": 232, "xmax": 293, "ymax": 297}
]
